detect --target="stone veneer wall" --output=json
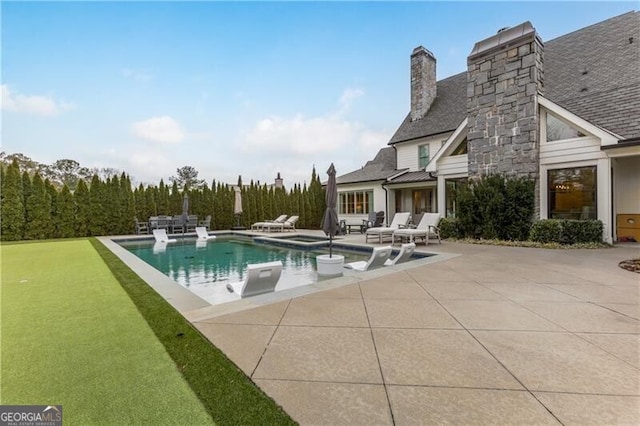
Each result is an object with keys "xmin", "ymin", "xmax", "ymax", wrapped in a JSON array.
[
  {"xmin": 411, "ymin": 46, "xmax": 437, "ymax": 121},
  {"xmin": 466, "ymin": 27, "xmax": 544, "ymax": 212}
]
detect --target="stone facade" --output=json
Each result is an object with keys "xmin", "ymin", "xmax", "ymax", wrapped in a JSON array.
[
  {"xmin": 466, "ymin": 22, "xmax": 544, "ymax": 187},
  {"xmin": 410, "ymin": 46, "xmax": 437, "ymax": 121}
]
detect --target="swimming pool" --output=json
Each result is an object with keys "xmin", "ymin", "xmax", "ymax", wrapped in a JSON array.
[{"xmin": 118, "ymin": 235, "xmax": 374, "ymax": 305}]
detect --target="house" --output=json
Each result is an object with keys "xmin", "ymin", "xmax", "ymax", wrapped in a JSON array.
[{"xmin": 336, "ymin": 11, "xmax": 640, "ymax": 243}]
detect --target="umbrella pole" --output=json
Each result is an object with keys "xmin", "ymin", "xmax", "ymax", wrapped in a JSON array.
[{"xmin": 329, "ymin": 235, "xmax": 332, "ymax": 258}]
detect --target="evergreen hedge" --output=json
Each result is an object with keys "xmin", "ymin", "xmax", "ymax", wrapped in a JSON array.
[
  {"xmin": 530, "ymin": 219, "xmax": 603, "ymax": 244},
  {"xmin": 456, "ymin": 175, "xmax": 535, "ymax": 241},
  {"xmin": 1, "ymin": 163, "xmax": 326, "ymax": 242}
]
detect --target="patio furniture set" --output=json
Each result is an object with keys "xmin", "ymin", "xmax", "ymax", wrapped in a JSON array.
[{"xmin": 135, "ymin": 215, "xmax": 211, "ymax": 235}]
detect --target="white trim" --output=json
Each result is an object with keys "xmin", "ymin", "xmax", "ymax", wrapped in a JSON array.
[
  {"xmin": 538, "ymin": 96, "xmax": 620, "ymax": 145},
  {"xmin": 430, "ymin": 118, "xmax": 468, "ymax": 166}
]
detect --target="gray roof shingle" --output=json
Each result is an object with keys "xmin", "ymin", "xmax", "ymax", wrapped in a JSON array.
[
  {"xmin": 389, "ymin": 73, "xmax": 468, "ymax": 144},
  {"xmin": 387, "ymin": 171, "xmax": 436, "ymax": 184},
  {"xmin": 336, "ymin": 147, "xmax": 402, "ymax": 184},
  {"xmin": 389, "ymin": 11, "xmax": 640, "ymax": 143}
]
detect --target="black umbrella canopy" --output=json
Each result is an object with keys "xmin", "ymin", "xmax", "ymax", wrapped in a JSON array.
[{"xmin": 321, "ymin": 163, "xmax": 340, "ymax": 256}]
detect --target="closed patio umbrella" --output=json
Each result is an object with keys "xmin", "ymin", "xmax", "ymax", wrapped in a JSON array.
[
  {"xmin": 234, "ymin": 186, "xmax": 243, "ymax": 228},
  {"xmin": 181, "ymin": 192, "xmax": 189, "ymax": 233},
  {"xmin": 321, "ymin": 163, "xmax": 340, "ymax": 257}
]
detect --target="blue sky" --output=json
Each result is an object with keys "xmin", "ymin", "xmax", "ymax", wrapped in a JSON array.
[{"xmin": 2, "ymin": 1, "xmax": 636, "ymax": 187}]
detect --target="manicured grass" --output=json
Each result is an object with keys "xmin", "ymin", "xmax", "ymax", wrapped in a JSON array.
[
  {"xmin": 89, "ymin": 238, "xmax": 295, "ymax": 425},
  {"xmin": 1, "ymin": 239, "xmax": 213, "ymax": 424}
]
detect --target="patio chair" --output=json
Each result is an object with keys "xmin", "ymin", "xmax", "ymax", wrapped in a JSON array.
[
  {"xmin": 344, "ymin": 246, "xmax": 393, "ymax": 271},
  {"xmin": 385, "ymin": 243, "xmax": 416, "ymax": 266},
  {"xmin": 251, "ymin": 215, "xmax": 288, "ymax": 231},
  {"xmin": 225, "ymin": 261, "xmax": 283, "ymax": 298},
  {"xmin": 199, "ymin": 215, "xmax": 212, "ymax": 231},
  {"xmin": 365, "ymin": 212, "xmax": 411, "ymax": 243},
  {"xmin": 152, "ymin": 229, "xmax": 177, "ymax": 243},
  {"xmin": 282, "ymin": 215, "xmax": 299, "ymax": 232},
  {"xmin": 171, "ymin": 215, "xmax": 185, "ymax": 234},
  {"xmin": 392, "ymin": 213, "xmax": 441, "ymax": 245},
  {"xmin": 362, "ymin": 211, "xmax": 385, "ymax": 232},
  {"xmin": 195, "ymin": 226, "xmax": 216, "ymax": 240},
  {"xmin": 186, "ymin": 215, "xmax": 198, "ymax": 233},
  {"xmin": 134, "ymin": 218, "xmax": 149, "ymax": 235}
]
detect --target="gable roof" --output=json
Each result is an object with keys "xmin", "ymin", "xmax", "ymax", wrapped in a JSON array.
[
  {"xmin": 335, "ymin": 147, "xmax": 402, "ymax": 184},
  {"xmin": 389, "ymin": 11, "xmax": 640, "ymax": 144}
]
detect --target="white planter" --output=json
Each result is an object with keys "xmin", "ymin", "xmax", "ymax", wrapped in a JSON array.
[{"xmin": 316, "ymin": 254, "xmax": 345, "ymax": 276}]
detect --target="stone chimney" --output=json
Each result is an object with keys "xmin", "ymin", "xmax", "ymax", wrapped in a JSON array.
[
  {"xmin": 410, "ymin": 46, "xmax": 437, "ymax": 121},
  {"xmin": 274, "ymin": 172, "xmax": 283, "ymax": 189},
  {"xmin": 466, "ymin": 21, "xmax": 544, "ymax": 211}
]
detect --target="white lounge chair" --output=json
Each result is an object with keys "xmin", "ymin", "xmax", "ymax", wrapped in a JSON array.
[
  {"xmin": 153, "ymin": 229, "xmax": 177, "ymax": 243},
  {"xmin": 365, "ymin": 212, "xmax": 411, "ymax": 243},
  {"xmin": 385, "ymin": 243, "xmax": 416, "ymax": 266},
  {"xmin": 195, "ymin": 226, "xmax": 216, "ymax": 240},
  {"xmin": 225, "ymin": 261, "xmax": 283, "ymax": 298},
  {"xmin": 283, "ymin": 215, "xmax": 299, "ymax": 232},
  {"xmin": 393, "ymin": 213, "xmax": 441, "ymax": 245},
  {"xmin": 152, "ymin": 241, "xmax": 168, "ymax": 254},
  {"xmin": 344, "ymin": 246, "xmax": 393, "ymax": 271},
  {"xmin": 251, "ymin": 215, "xmax": 288, "ymax": 231},
  {"xmin": 263, "ymin": 215, "xmax": 299, "ymax": 232}
]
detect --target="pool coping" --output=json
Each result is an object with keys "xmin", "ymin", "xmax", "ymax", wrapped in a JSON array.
[{"xmin": 97, "ymin": 231, "xmax": 461, "ymax": 321}]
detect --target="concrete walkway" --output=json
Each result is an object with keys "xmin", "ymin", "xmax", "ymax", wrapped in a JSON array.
[{"xmin": 188, "ymin": 240, "xmax": 639, "ymax": 424}]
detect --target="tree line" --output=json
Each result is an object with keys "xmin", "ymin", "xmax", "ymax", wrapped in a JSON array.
[{"xmin": 0, "ymin": 159, "xmax": 326, "ymax": 241}]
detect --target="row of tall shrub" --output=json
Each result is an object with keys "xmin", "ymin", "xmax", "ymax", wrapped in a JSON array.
[
  {"xmin": 438, "ymin": 174, "xmax": 603, "ymax": 244},
  {"xmin": 0, "ymin": 159, "xmax": 326, "ymax": 241}
]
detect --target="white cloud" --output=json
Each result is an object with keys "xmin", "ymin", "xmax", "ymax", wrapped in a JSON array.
[
  {"xmin": 243, "ymin": 88, "xmax": 386, "ymax": 160},
  {"xmin": 131, "ymin": 116, "xmax": 185, "ymax": 143},
  {"xmin": 245, "ymin": 114, "xmax": 357, "ymax": 155},
  {"xmin": 121, "ymin": 68, "xmax": 152, "ymax": 82},
  {"xmin": 339, "ymin": 87, "xmax": 364, "ymax": 109},
  {"xmin": 1, "ymin": 85, "xmax": 74, "ymax": 116}
]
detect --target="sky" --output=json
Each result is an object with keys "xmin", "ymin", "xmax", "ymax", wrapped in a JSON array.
[{"xmin": 2, "ymin": 1, "xmax": 637, "ymax": 188}]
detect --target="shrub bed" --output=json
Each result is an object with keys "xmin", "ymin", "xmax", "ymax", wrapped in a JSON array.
[{"xmin": 529, "ymin": 219, "xmax": 603, "ymax": 244}]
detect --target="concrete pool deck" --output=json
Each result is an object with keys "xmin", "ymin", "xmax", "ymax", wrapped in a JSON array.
[{"xmin": 186, "ymin": 233, "xmax": 639, "ymax": 424}]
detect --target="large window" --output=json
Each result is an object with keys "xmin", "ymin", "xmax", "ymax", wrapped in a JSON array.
[
  {"xmin": 419, "ymin": 144, "xmax": 430, "ymax": 168},
  {"xmin": 412, "ymin": 188, "xmax": 435, "ymax": 214},
  {"xmin": 548, "ymin": 166, "xmax": 597, "ymax": 220},
  {"xmin": 445, "ymin": 178, "xmax": 468, "ymax": 218},
  {"xmin": 546, "ymin": 112, "xmax": 585, "ymax": 142},
  {"xmin": 339, "ymin": 190, "xmax": 373, "ymax": 215}
]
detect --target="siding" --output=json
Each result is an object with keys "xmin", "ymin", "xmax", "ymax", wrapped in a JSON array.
[
  {"xmin": 540, "ymin": 136, "xmax": 606, "ymax": 165},
  {"xmin": 437, "ymin": 155, "xmax": 468, "ymax": 176},
  {"xmin": 396, "ymin": 134, "xmax": 450, "ymax": 171}
]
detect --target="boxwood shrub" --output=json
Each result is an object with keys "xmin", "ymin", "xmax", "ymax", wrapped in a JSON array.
[
  {"xmin": 530, "ymin": 219, "xmax": 603, "ymax": 244},
  {"xmin": 438, "ymin": 217, "xmax": 462, "ymax": 239}
]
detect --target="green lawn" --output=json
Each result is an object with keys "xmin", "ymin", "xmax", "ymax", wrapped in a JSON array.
[{"xmin": 1, "ymin": 239, "xmax": 293, "ymax": 425}]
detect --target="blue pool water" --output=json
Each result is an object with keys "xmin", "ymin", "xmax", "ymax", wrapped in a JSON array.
[{"xmin": 118, "ymin": 235, "xmax": 371, "ymax": 305}]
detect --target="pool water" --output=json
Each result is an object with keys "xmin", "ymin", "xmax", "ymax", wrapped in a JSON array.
[{"xmin": 119, "ymin": 236, "xmax": 370, "ymax": 305}]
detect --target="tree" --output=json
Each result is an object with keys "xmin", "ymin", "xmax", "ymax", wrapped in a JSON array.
[
  {"xmin": 75, "ymin": 179, "xmax": 91, "ymax": 236},
  {"xmin": 24, "ymin": 172, "xmax": 53, "ymax": 240},
  {"xmin": 50, "ymin": 159, "xmax": 83, "ymax": 191},
  {"xmin": 170, "ymin": 166, "xmax": 204, "ymax": 190},
  {"xmin": 1, "ymin": 159, "xmax": 25, "ymax": 240},
  {"xmin": 57, "ymin": 184, "xmax": 77, "ymax": 238}
]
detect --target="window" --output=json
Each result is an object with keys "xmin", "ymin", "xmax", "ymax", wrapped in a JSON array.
[
  {"xmin": 412, "ymin": 189, "xmax": 435, "ymax": 214},
  {"xmin": 338, "ymin": 190, "xmax": 373, "ymax": 214},
  {"xmin": 546, "ymin": 112, "xmax": 585, "ymax": 142},
  {"xmin": 451, "ymin": 137, "xmax": 468, "ymax": 155},
  {"xmin": 548, "ymin": 167, "xmax": 597, "ymax": 220},
  {"xmin": 445, "ymin": 178, "xmax": 468, "ymax": 218},
  {"xmin": 419, "ymin": 144, "xmax": 430, "ymax": 169}
]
